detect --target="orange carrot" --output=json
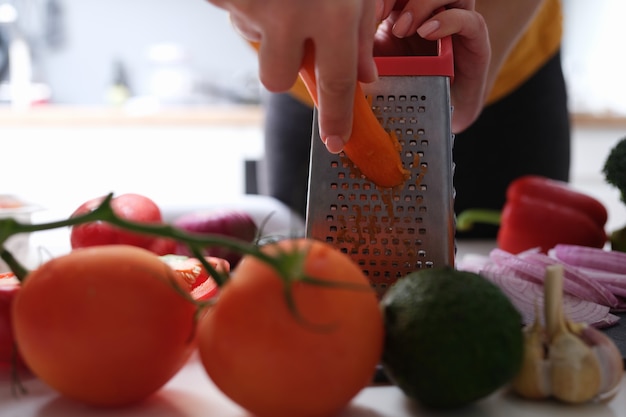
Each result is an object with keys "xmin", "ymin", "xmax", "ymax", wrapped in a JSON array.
[{"xmin": 298, "ymin": 43, "xmax": 408, "ymax": 188}]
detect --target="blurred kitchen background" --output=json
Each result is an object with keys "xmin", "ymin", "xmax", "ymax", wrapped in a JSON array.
[
  {"xmin": 0, "ymin": 0, "xmax": 260, "ymax": 106},
  {"xmin": 1, "ymin": 0, "xmax": 626, "ymax": 236}
]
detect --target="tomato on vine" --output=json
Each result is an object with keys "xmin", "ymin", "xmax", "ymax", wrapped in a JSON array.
[
  {"xmin": 11, "ymin": 245, "xmax": 199, "ymax": 406},
  {"xmin": 69, "ymin": 193, "xmax": 176, "ymax": 255},
  {"xmin": 197, "ymin": 238, "xmax": 384, "ymax": 417}
]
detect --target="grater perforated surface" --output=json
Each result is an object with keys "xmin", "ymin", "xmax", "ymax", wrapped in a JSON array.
[{"xmin": 305, "ymin": 75, "xmax": 455, "ymax": 297}]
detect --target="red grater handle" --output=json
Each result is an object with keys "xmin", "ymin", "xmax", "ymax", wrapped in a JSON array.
[{"xmin": 374, "ymin": 35, "xmax": 453, "ymax": 79}]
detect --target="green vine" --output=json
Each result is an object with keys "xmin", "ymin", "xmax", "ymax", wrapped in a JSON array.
[
  {"xmin": 0, "ymin": 193, "xmax": 277, "ymax": 285},
  {"xmin": 0, "ymin": 193, "xmax": 372, "ymax": 304}
]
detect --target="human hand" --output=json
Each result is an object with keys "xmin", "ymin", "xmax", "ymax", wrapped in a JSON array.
[
  {"xmin": 375, "ymin": 0, "xmax": 490, "ymax": 133},
  {"xmin": 206, "ymin": 0, "xmax": 381, "ymax": 153}
]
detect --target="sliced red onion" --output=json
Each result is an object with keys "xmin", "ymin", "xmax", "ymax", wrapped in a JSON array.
[
  {"xmin": 575, "ymin": 267, "xmax": 626, "ymax": 286},
  {"xmin": 552, "ymin": 244, "xmax": 626, "ymax": 274},
  {"xmin": 519, "ymin": 252, "xmax": 619, "ymax": 308},
  {"xmin": 489, "ymin": 249, "xmax": 615, "ymax": 307},
  {"xmin": 480, "ymin": 263, "xmax": 619, "ymax": 329}
]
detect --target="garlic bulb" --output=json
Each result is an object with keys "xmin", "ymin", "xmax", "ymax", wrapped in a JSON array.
[{"xmin": 511, "ymin": 264, "xmax": 623, "ymax": 404}]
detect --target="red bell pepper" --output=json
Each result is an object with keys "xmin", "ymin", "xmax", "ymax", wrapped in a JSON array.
[{"xmin": 456, "ymin": 175, "xmax": 608, "ymax": 254}]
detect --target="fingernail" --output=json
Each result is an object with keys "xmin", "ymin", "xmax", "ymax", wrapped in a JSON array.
[
  {"xmin": 325, "ymin": 136, "xmax": 345, "ymax": 154},
  {"xmin": 417, "ymin": 19, "xmax": 440, "ymax": 38},
  {"xmin": 392, "ymin": 11, "xmax": 413, "ymax": 38}
]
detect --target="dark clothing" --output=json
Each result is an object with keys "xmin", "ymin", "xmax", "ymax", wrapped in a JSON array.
[
  {"xmin": 260, "ymin": 91, "xmax": 314, "ymax": 218},
  {"xmin": 453, "ymin": 50, "xmax": 571, "ymax": 237},
  {"xmin": 259, "ymin": 50, "xmax": 570, "ymax": 239}
]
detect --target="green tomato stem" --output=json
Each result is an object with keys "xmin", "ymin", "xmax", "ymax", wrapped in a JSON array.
[{"xmin": 0, "ymin": 193, "xmax": 279, "ymax": 286}]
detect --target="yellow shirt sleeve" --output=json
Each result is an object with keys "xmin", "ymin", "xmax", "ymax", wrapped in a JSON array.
[{"xmin": 485, "ymin": 0, "xmax": 563, "ymax": 104}]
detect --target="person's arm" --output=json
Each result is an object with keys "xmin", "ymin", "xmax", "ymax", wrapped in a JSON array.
[{"xmin": 475, "ymin": 0, "xmax": 545, "ymax": 98}]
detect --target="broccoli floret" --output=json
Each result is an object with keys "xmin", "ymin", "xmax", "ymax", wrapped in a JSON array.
[
  {"xmin": 603, "ymin": 136, "xmax": 626, "ymax": 252},
  {"xmin": 603, "ymin": 136, "xmax": 626, "ymax": 203}
]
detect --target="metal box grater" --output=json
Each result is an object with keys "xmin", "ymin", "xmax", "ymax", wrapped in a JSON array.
[{"xmin": 305, "ymin": 37, "xmax": 456, "ymax": 298}]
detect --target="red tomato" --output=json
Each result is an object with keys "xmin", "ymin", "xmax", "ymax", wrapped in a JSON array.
[
  {"xmin": 12, "ymin": 245, "xmax": 198, "ymax": 406},
  {"xmin": 0, "ymin": 272, "xmax": 20, "ymax": 366},
  {"xmin": 197, "ymin": 238, "xmax": 384, "ymax": 417},
  {"xmin": 70, "ymin": 193, "xmax": 173, "ymax": 255},
  {"xmin": 161, "ymin": 255, "xmax": 228, "ymax": 301}
]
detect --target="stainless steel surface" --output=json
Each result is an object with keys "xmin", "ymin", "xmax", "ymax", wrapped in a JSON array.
[{"xmin": 305, "ymin": 75, "xmax": 455, "ymax": 297}]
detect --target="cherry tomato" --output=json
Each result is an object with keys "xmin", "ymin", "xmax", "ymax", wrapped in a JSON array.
[
  {"xmin": 12, "ymin": 245, "xmax": 198, "ymax": 406},
  {"xmin": 197, "ymin": 238, "xmax": 384, "ymax": 417},
  {"xmin": 0, "ymin": 272, "xmax": 20, "ymax": 366},
  {"xmin": 70, "ymin": 193, "xmax": 174, "ymax": 255}
]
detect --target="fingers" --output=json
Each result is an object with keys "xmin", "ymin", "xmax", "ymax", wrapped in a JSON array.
[
  {"xmin": 390, "ymin": 0, "xmax": 475, "ymax": 38},
  {"xmin": 257, "ymin": 30, "xmax": 305, "ymax": 93},
  {"xmin": 379, "ymin": 1, "xmax": 489, "ymax": 132},
  {"xmin": 213, "ymin": 0, "xmax": 384, "ymax": 153},
  {"xmin": 357, "ymin": 0, "xmax": 379, "ymax": 84},
  {"xmin": 419, "ymin": 8, "xmax": 490, "ymax": 132},
  {"xmin": 313, "ymin": 7, "xmax": 361, "ymax": 152}
]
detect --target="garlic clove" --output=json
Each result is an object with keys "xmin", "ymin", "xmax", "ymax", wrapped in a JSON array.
[
  {"xmin": 549, "ymin": 329, "xmax": 602, "ymax": 404},
  {"xmin": 511, "ymin": 317, "xmax": 551, "ymax": 399},
  {"xmin": 581, "ymin": 326, "xmax": 624, "ymax": 402}
]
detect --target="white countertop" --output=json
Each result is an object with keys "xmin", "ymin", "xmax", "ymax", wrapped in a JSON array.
[
  {"xmin": 1, "ymin": 237, "xmax": 625, "ymax": 417},
  {"xmin": 2, "ymin": 350, "xmax": 626, "ymax": 417}
]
